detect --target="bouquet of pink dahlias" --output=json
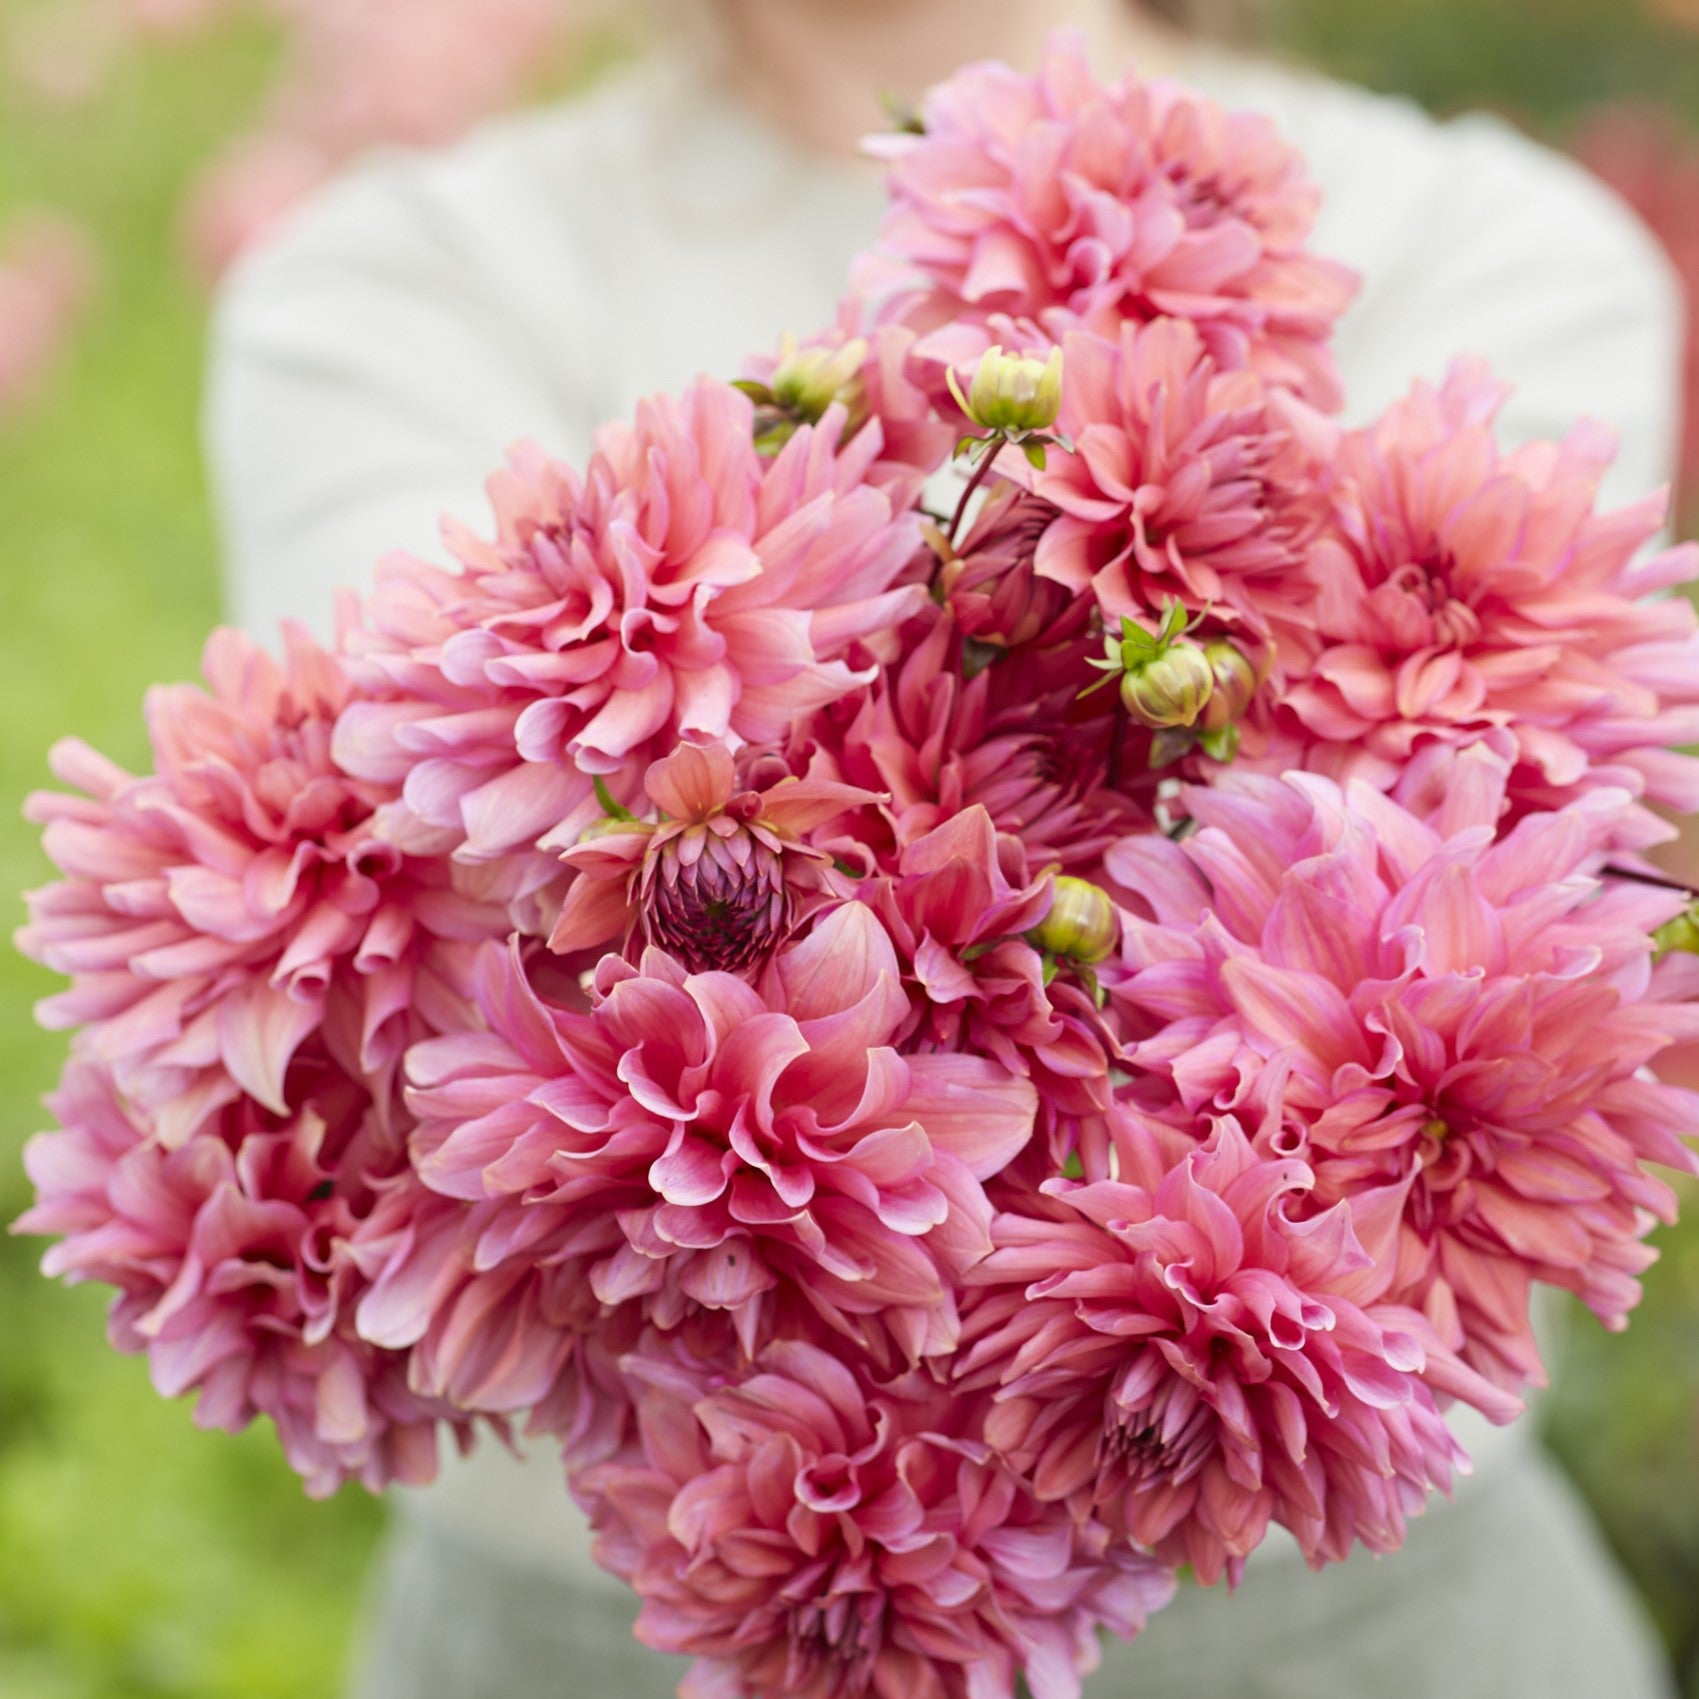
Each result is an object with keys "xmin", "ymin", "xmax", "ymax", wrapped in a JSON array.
[{"xmin": 17, "ymin": 31, "xmax": 1699, "ymax": 1699}]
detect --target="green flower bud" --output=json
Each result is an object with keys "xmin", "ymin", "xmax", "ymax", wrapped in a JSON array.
[
  {"xmin": 948, "ymin": 345, "xmax": 1064, "ymax": 436},
  {"xmin": 1654, "ymin": 903, "xmax": 1699, "ymax": 957},
  {"xmin": 1031, "ymin": 876, "xmax": 1119, "ymax": 965},
  {"xmin": 1198, "ymin": 641, "xmax": 1259, "ymax": 735},
  {"xmin": 1120, "ymin": 640, "xmax": 1214, "ymax": 730},
  {"xmin": 770, "ymin": 334, "xmax": 868, "ymax": 425}
]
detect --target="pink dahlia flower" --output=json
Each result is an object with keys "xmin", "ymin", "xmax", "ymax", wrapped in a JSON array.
[
  {"xmin": 1279, "ymin": 361, "xmax": 1699, "ymax": 822},
  {"xmin": 935, "ymin": 487, "xmax": 1084, "ymax": 654},
  {"xmin": 1028, "ymin": 320, "xmax": 1334, "ymax": 649},
  {"xmin": 860, "ymin": 806, "xmax": 1122, "ymax": 1176},
  {"xmin": 548, "ymin": 740, "xmax": 877, "ymax": 973},
  {"xmin": 335, "ymin": 381, "xmax": 925, "ymax": 892},
  {"xmin": 17, "ymin": 1056, "xmax": 477, "ymax": 1496},
  {"xmin": 577, "ymin": 1335, "xmax": 1175, "ymax": 1699},
  {"xmin": 18, "ymin": 624, "xmax": 507, "ymax": 1148},
  {"xmin": 966, "ymin": 1117, "xmax": 1514, "ymax": 1583},
  {"xmin": 857, "ymin": 30, "xmax": 1357, "ymax": 409},
  {"xmin": 407, "ymin": 904, "xmax": 1037, "ymax": 1362},
  {"xmin": 1106, "ymin": 765, "xmax": 1699, "ymax": 1390},
  {"xmin": 801, "ymin": 606, "xmax": 1149, "ymax": 874}
]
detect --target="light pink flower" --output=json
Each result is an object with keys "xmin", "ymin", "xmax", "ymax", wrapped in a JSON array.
[
  {"xmin": 966, "ymin": 1116, "xmax": 1514, "ymax": 1585},
  {"xmin": 1279, "ymin": 361, "xmax": 1699, "ymax": 822},
  {"xmin": 857, "ymin": 30, "xmax": 1357, "ymax": 409},
  {"xmin": 1107, "ymin": 765, "xmax": 1699, "ymax": 1389},
  {"xmin": 18, "ymin": 623, "xmax": 508, "ymax": 1148},
  {"xmin": 17, "ymin": 1055, "xmax": 478, "ymax": 1496},
  {"xmin": 549, "ymin": 740, "xmax": 877, "ymax": 972},
  {"xmin": 407, "ymin": 904, "xmax": 1037, "ymax": 1363},
  {"xmin": 1029, "ymin": 320, "xmax": 1334, "ymax": 649},
  {"xmin": 576, "ymin": 1335, "xmax": 1175, "ymax": 1699},
  {"xmin": 335, "ymin": 381, "xmax": 924, "ymax": 894}
]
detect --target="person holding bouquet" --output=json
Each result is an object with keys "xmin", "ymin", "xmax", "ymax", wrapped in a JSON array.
[{"xmin": 104, "ymin": 0, "xmax": 1688, "ymax": 1693}]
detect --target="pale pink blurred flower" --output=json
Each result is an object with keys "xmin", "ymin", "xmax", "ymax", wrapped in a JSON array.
[
  {"xmin": 1029, "ymin": 320, "xmax": 1335, "ymax": 648},
  {"xmin": 1570, "ymin": 103, "xmax": 1699, "ymax": 528},
  {"xmin": 857, "ymin": 29, "xmax": 1358, "ymax": 410},
  {"xmin": 576, "ymin": 1335, "xmax": 1175, "ymax": 1699},
  {"xmin": 183, "ymin": 130, "xmax": 333, "ymax": 281},
  {"xmin": 1106, "ymin": 765, "xmax": 1699, "ymax": 1390},
  {"xmin": 407, "ymin": 905, "xmax": 1037, "ymax": 1364},
  {"xmin": 0, "ymin": 214, "xmax": 95, "ymax": 421},
  {"xmin": 18, "ymin": 624, "xmax": 509, "ymax": 1149},
  {"xmin": 965, "ymin": 1117, "xmax": 1516, "ymax": 1584},
  {"xmin": 335, "ymin": 383, "xmax": 924, "ymax": 896},
  {"xmin": 549, "ymin": 740, "xmax": 877, "ymax": 971},
  {"xmin": 17, "ymin": 1056, "xmax": 479, "ymax": 1495},
  {"xmin": 1279, "ymin": 361, "xmax": 1699, "ymax": 823},
  {"xmin": 5, "ymin": 0, "xmax": 128, "ymax": 105}
]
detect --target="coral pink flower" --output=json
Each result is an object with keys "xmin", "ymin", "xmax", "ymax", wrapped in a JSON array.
[
  {"xmin": 407, "ymin": 904, "xmax": 1037, "ymax": 1363},
  {"xmin": 858, "ymin": 806, "xmax": 1122, "ymax": 1176},
  {"xmin": 576, "ymin": 1335, "xmax": 1175, "ymax": 1699},
  {"xmin": 1028, "ymin": 320, "xmax": 1334, "ymax": 648},
  {"xmin": 936, "ymin": 487, "xmax": 1083, "ymax": 654},
  {"xmin": 549, "ymin": 741, "xmax": 877, "ymax": 972},
  {"xmin": 857, "ymin": 30, "xmax": 1357, "ymax": 409},
  {"xmin": 0, "ymin": 213, "xmax": 94, "ymax": 421},
  {"xmin": 1279, "ymin": 361, "xmax": 1699, "ymax": 822},
  {"xmin": 17, "ymin": 1055, "xmax": 477, "ymax": 1496},
  {"xmin": 1106, "ymin": 765, "xmax": 1699, "ymax": 1390},
  {"xmin": 966, "ymin": 1117, "xmax": 1515, "ymax": 1584},
  {"xmin": 18, "ymin": 624, "xmax": 508, "ymax": 1148},
  {"xmin": 335, "ymin": 381, "xmax": 924, "ymax": 892},
  {"xmin": 801, "ymin": 606, "xmax": 1149, "ymax": 874}
]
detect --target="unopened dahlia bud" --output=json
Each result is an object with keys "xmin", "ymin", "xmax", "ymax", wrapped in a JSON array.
[
  {"xmin": 1198, "ymin": 641, "xmax": 1259, "ymax": 735},
  {"xmin": 771, "ymin": 333, "xmax": 868, "ymax": 424},
  {"xmin": 1031, "ymin": 876, "xmax": 1118, "ymax": 965},
  {"xmin": 948, "ymin": 345, "xmax": 1064, "ymax": 436},
  {"xmin": 649, "ymin": 820, "xmax": 789, "ymax": 973},
  {"xmin": 1121, "ymin": 641, "xmax": 1214, "ymax": 730}
]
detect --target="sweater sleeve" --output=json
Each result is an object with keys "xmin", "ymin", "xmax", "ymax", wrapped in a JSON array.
[
  {"xmin": 202, "ymin": 142, "xmax": 588, "ymax": 643},
  {"xmin": 1308, "ymin": 95, "xmax": 1687, "ymax": 508}
]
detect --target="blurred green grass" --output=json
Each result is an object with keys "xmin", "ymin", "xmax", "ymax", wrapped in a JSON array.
[{"xmin": 0, "ymin": 2, "xmax": 1694, "ymax": 1696}]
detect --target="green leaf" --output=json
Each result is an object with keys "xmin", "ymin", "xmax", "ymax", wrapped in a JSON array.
[
  {"xmin": 729, "ymin": 379, "xmax": 774, "ymax": 404},
  {"xmin": 1022, "ymin": 440, "xmax": 1048, "ymax": 471}
]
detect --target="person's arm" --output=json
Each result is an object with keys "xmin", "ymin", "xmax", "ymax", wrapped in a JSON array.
[
  {"xmin": 1320, "ymin": 101, "xmax": 1687, "ymax": 503},
  {"xmin": 204, "ymin": 144, "xmax": 589, "ymax": 641}
]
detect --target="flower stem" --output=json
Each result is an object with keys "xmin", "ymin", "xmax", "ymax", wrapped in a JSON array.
[
  {"xmin": 947, "ymin": 440, "xmax": 1002, "ymax": 545},
  {"xmin": 1602, "ymin": 863, "xmax": 1696, "ymax": 896}
]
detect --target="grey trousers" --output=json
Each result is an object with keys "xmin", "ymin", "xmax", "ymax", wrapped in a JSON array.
[{"xmin": 349, "ymin": 1444, "xmax": 1674, "ymax": 1699}]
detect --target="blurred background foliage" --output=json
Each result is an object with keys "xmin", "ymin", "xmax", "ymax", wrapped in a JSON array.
[{"xmin": 0, "ymin": 0, "xmax": 1696, "ymax": 1694}]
